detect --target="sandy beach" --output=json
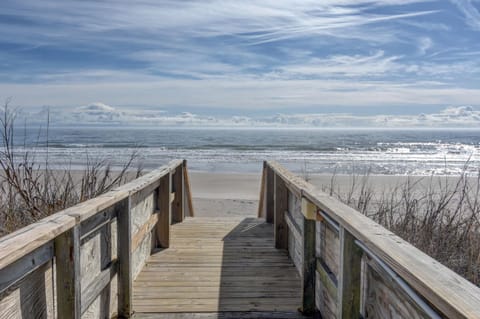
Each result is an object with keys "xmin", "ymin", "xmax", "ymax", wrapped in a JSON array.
[{"xmin": 189, "ymin": 171, "xmax": 473, "ymax": 217}]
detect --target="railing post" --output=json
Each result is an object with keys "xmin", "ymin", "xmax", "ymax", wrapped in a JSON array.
[
  {"xmin": 183, "ymin": 159, "xmax": 195, "ymax": 217},
  {"xmin": 274, "ymin": 173, "xmax": 288, "ymax": 249},
  {"xmin": 172, "ymin": 164, "xmax": 184, "ymax": 223},
  {"xmin": 156, "ymin": 172, "xmax": 172, "ymax": 248},
  {"xmin": 301, "ymin": 198, "xmax": 317, "ymax": 315},
  {"xmin": 337, "ymin": 226, "xmax": 362, "ymax": 319},
  {"xmin": 266, "ymin": 165, "xmax": 275, "ymax": 223},
  {"xmin": 55, "ymin": 225, "xmax": 81, "ymax": 319},
  {"xmin": 117, "ymin": 197, "xmax": 133, "ymax": 318}
]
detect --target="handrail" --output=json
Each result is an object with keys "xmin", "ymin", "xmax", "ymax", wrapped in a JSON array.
[
  {"xmin": 260, "ymin": 160, "xmax": 480, "ymax": 319},
  {"xmin": 0, "ymin": 159, "xmax": 193, "ymax": 318}
]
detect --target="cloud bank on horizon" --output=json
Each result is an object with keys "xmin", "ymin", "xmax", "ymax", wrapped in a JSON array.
[
  {"xmin": 16, "ymin": 102, "xmax": 480, "ymax": 128},
  {"xmin": 1, "ymin": 0, "xmax": 480, "ymax": 119}
]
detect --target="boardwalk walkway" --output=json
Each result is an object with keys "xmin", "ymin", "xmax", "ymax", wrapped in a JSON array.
[{"xmin": 133, "ymin": 217, "xmax": 304, "ymax": 317}]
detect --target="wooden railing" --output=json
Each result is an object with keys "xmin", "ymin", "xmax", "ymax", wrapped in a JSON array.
[
  {"xmin": 259, "ymin": 161, "xmax": 480, "ymax": 319},
  {"xmin": 0, "ymin": 159, "xmax": 194, "ymax": 319}
]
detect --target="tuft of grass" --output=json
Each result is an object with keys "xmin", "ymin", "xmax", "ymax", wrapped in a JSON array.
[
  {"xmin": 320, "ymin": 166, "xmax": 480, "ymax": 286},
  {"xmin": 0, "ymin": 100, "xmax": 142, "ymax": 236}
]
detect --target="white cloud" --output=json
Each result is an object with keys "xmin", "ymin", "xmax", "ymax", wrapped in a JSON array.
[
  {"xmin": 450, "ymin": 0, "xmax": 480, "ymax": 30},
  {"xmin": 16, "ymin": 103, "xmax": 480, "ymax": 128}
]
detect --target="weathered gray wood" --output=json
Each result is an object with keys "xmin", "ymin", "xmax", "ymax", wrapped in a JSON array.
[
  {"xmin": 316, "ymin": 259, "xmax": 337, "ymax": 303},
  {"xmin": 55, "ymin": 225, "xmax": 81, "ymax": 318},
  {"xmin": 172, "ymin": 165, "xmax": 184, "ymax": 223},
  {"xmin": 81, "ymin": 260, "xmax": 118, "ymax": 315},
  {"xmin": 117, "ymin": 197, "xmax": 133, "ymax": 318},
  {"xmin": 274, "ymin": 174, "xmax": 288, "ymax": 249},
  {"xmin": 157, "ymin": 173, "xmax": 172, "ymax": 248},
  {"xmin": 183, "ymin": 160, "xmax": 195, "ymax": 218},
  {"xmin": 265, "ymin": 166, "xmax": 274, "ymax": 223},
  {"xmin": 0, "ymin": 241, "xmax": 53, "ymax": 294},
  {"xmin": 266, "ymin": 161, "xmax": 480, "ymax": 318},
  {"xmin": 80, "ymin": 205, "xmax": 117, "ymax": 243},
  {"xmin": 257, "ymin": 162, "xmax": 267, "ymax": 218},
  {"xmin": 301, "ymin": 212, "xmax": 316, "ymax": 314},
  {"xmin": 364, "ymin": 255, "xmax": 431, "ymax": 318},
  {"xmin": 337, "ymin": 227, "xmax": 362, "ymax": 319},
  {"xmin": 135, "ymin": 312, "xmax": 311, "ymax": 318}
]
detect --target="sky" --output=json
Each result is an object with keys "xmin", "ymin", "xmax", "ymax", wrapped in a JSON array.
[{"xmin": 1, "ymin": 0, "xmax": 480, "ymax": 127}]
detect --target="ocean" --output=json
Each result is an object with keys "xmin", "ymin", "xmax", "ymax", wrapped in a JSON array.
[{"xmin": 11, "ymin": 126, "xmax": 480, "ymax": 176}]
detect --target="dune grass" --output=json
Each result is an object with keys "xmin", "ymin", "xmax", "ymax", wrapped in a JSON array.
[{"xmin": 320, "ymin": 167, "xmax": 480, "ymax": 286}]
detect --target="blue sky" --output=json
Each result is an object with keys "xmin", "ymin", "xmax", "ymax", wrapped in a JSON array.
[{"xmin": 1, "ymin": 0, "xmax": 480, "ymax": 123}]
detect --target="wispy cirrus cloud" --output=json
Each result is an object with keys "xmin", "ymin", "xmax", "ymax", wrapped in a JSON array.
[{"xmin": 0, "ymin": 0, "xmax": 479, "ymax": 116}]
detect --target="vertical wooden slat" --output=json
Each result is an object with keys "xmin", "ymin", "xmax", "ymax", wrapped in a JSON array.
[
  {"xmin": 156, "ymin": 173, "xmax": 172, "ymax": 248},
  {"xmin": 301, "ymin": 198, "xmax": 317, "ymax": 315},
  {"xmin": 55, "ymin": 225, "xmax": 81, "ymax": 319},
  {"xmin": 117, "ymin": 197, "xmax": 133, "ymax": 318},
  {"xmin": 274, "ymin": 173, "xmax": 288, "ymax": 249},
  {"xmin": 257, "ymin": 162, "xmax": 267, "ymax": 218},
  {"xmin": 266, "ymin": 166, "xmax": 275, "ymax": 223},
  {"xmin": 183, "ymin": 160, "xmax": 195, "ymax": 217},
  {"xmin": 172, "ymin": 165, "xmax": 184, "ymax": 223},
  {"xmin": 337, "ymin": 226, "xmax": 363, "ymax": 319}
]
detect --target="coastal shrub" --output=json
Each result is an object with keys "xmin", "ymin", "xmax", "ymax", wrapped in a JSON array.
[
  {"xmin": 0, "ymin": 101, "xmax": 142, "ymax": 236},
  {"xmin": 320, "ymin": 168, "xmax": 480, "ymax": 286}
]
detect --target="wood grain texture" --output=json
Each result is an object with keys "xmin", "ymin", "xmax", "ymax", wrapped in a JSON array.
[
  {"xmin": 156, "ymin": 173, "xmax": 172, "ymax": 248},
  {"xmin": 117, "ymin": 197, "xmax": 133, "ymax": 318},
  {"xmin": 55, "ymin": 225, "xmax": 81, "ymax": 318},
  {"xmin": 183, "ymin": 160, "xmax": 195, "ymax": 218},
  {"xmin": 274, "ymin": 174, "xmax": 288, "ymax": 249},
  {"xmin": 257, "ymin": 163, "xmax": 266, "ymax": 219},
  {"xmin": 265, "ymin": 167, "xmax": 274, "ymax": 223},
  {"xmin": 337, "ymin": 227, "xmax": 362, "ymax": 319},
  {"xmin": 132, "ymin": 217, "xmax": 302, "ymax": 314},
  {"xmin": 172, "ymin": 166, "xmax": 184, "ymax": 224},
  {"xmin": 266, "ymin": 161, "xmax": 480, "ymax": 318},
  {"xmin": 301, "ymin": 214, "xmax": 316, "ymax": 315}
]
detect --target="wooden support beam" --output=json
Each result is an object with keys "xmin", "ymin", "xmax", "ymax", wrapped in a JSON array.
[
  {"xmin": 183, "ymin": 159, "xmax": 195, "ymax": 217},
  {"xmin": 257, "ymin": 162, "xmax": 266, "ymax": 218},
  {"xmin": 274, "ymin": 174, "xmax": 288, "ymax": 249},
  {"xmin": 337, "ymin": 226, "xmax": 362, "ymax": 319},
  {"xmin": 117, "ymin": 198, "xmax": 133, "ymax": 318},
  {"xmin": 301, "ymin": 198, "xmax": 316, "ymax": 315},
  {"xmin": 172, "ymin": 165, "xmax": 184, "ymax": 223},
  {"xmin": 266, "ymin": 166, "xmax": 275, "ymax": 223},
  {"xmin": 156, "ymin": 173, "xmax": 172, "ymax": 249},
  {"xmin": 55, "ymin": 225, "xmax": 81, "ymax": 319}
]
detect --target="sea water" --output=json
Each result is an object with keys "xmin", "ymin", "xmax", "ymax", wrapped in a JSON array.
[{"xmin": 11, "ymin": 126, "xmax": 480, "ymax": 175}]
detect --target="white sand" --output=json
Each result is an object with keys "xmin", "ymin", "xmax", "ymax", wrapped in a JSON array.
[{"xmin": 189, "ymin": 172, "xmax": 472, "ymax": 217}]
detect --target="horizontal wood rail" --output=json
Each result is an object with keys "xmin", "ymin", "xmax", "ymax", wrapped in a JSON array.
[
  {"xmin": 0, "ymin": 159, "xmax": 194, "ymax": 318},
  {"xmin": 259, "ymin": 161, "xmax": 480, "ymax": 319}
]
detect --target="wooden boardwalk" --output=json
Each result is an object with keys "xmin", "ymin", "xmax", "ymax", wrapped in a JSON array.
[{"xmin": 133, "ymin": 217, "xmax": 303, "ymax": 317}]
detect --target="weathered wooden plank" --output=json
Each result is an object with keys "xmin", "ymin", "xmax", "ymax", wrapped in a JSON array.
[
  {"xmin": 132, "ymin": 213, "xmax": 158, "ymax": 253},
  {"xmin": 257, "ymin": 162, "xmax": 267, "ymax": 218},
  {"xmin": 172, "ymin": 165, "xmax": 184, "ymax": 223},
  {"xmin": 80, "ymin": 205, "xmax": 117, "ymax": 243},
  {"xmin": 81, "ymin": 260, "xmax": 117, "ymax": 315},
  {"xmin": 0, "ymin": 261, "xmax": 55, "ymax": 319},
  {"xmin": 183, "ymin": 160, "xmax": 195, "ymax": 218},
  {"xmin": 266, "ymin": 161, "xmax": 480, "ymax": 318},
  {"xmin": 117, "ymin": 197, "xmax": 133, "ymax": 318},
  {"xmin": 156, "ymin": 173, "xmax": 172, "ymax": 248},
  {"xmin": 0, "ymin": 241, "xmax": 54, "ymax": 294},
  {"xmin": 316, "ymin": 259, "xmax": 337, "ymax": 304},
  {"xmin": 265, "ymin": 166, "xmax": 274, "ymax": 223},
  {"xmin": 301, "ymin": 201, "xmax": 316, "ymax": 315},
  {"xmin": 274, "ymin": 174, "xmax": 288, "ymax": 249},
  {"xmin": 55, "ymin": 225, "xmax": 81, "ymax": 318},
  {"xmin": 132, "ymin": 218, "xmax": 302, "ymax": 314},
  {"xmin": 337, "ymin": 227, "xmax": 362, "ymax": 319},
  {"xmin": 135, "ymin": 311, "xmax": 309, "ymax": 319}
]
